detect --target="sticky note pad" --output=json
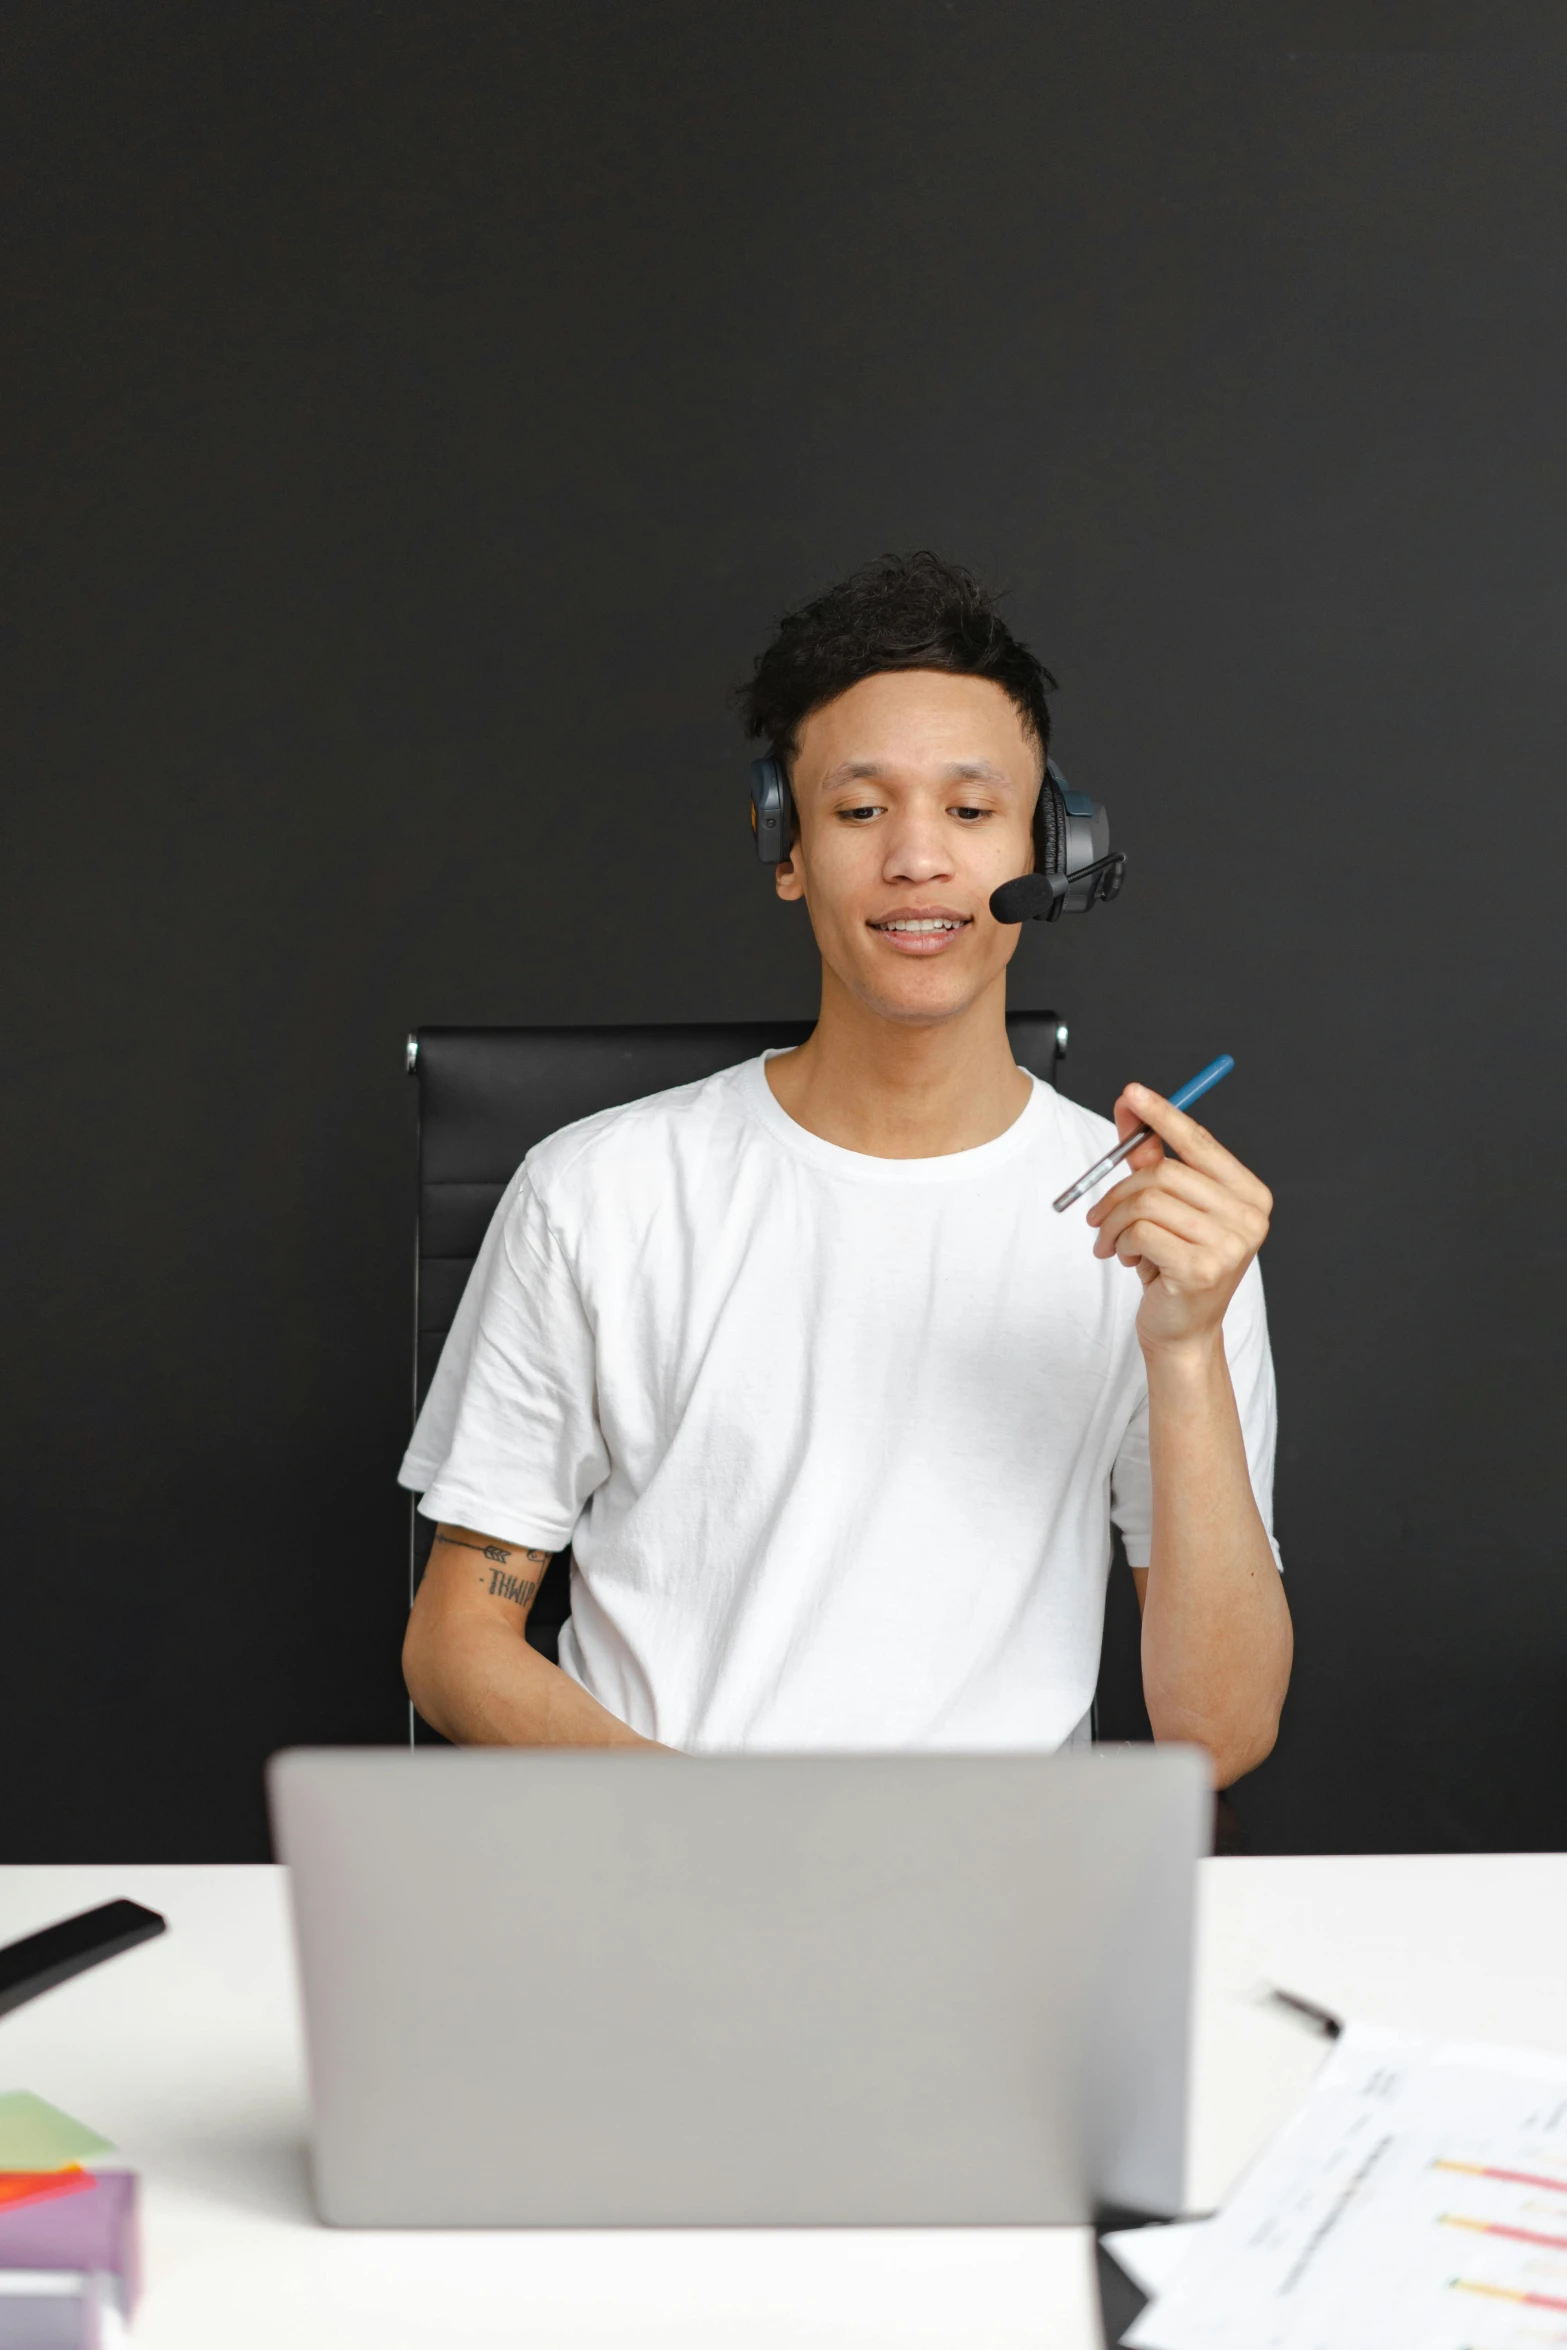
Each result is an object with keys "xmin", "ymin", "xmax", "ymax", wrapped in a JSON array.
[
  {"xmin": 0, "ymin": 2173, "xmax": 141, "ymax": 2312},
  {"xmin": 0, "ymin": 2095, "xmax": 116, "ymax": 2173},
  {"xmin": 0, "ymin": 2268, "xmax": 106, "ymax": 2349}
]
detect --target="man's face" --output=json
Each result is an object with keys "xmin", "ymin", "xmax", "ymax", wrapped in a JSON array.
[{"xmin": 776, "ymin": 668, "xmax": 1040, "ymax": 1025}]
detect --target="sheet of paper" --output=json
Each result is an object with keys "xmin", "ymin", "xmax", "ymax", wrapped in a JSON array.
[
  {"xmin": 0, "ymin": 2093, "xmax": 116, "ymax": 2171},
  {"xmin": 1124, "ymin": 2024, "xmax": 1567, "ymax": 2350},
  {"xmin": 1101, "ymin": 2219, "xmax": 1213, "ymax": 2299}
]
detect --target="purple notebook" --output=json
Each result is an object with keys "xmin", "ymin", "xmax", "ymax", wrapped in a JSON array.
[{"xmin": 0, "ymin": 2173, "xmax": 139, "ymax": 2309}]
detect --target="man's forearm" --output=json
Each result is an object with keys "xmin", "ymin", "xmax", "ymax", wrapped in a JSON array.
[
  {"xmin": 403, "ymin": 1606, "xmax": 657, "ymax": 1748},
  {"xmin": 1140, "ymin": 1336, "xmax": 1292, "ymax": 1786}
]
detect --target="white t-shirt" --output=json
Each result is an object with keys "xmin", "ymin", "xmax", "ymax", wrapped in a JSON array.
[{"xmin": 400, "ymin": 1055, "xmax": 1280, "ymax": 1754}]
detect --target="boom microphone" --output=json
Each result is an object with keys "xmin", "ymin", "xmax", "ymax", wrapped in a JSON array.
[
  {"xmin": 989, "ymin": 872, "xmax": 1068, "ymax": 923},
  {"xmin": 989, "ymin": 851, "xmax": 1127, "ymax": 925}
]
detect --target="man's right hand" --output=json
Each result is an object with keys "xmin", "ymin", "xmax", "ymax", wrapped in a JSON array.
[{"xmin": 403, "ymin": 1523, "xmax": 668, "ymax": 1749}]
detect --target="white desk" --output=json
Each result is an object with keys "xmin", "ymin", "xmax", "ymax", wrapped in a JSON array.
[{"xmin": 1, "ymin": 1856, "xmax": 1564, "ymax": 2347}]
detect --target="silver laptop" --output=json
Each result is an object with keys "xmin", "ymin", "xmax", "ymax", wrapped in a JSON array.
[{"xmin": 267, "ymin": 1745, "xmax": 1208, "ymax": 2228}]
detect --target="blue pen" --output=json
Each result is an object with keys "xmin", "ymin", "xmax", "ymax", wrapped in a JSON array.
[{"xmin": 1051, "ymin": 1054, "xmax": 1235, "ymax": 1213}]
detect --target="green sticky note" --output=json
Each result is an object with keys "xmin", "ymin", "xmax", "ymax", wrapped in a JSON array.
[{"xmin": 0, "ymin": 2092, "xmax": 116, "ymax": 2170}]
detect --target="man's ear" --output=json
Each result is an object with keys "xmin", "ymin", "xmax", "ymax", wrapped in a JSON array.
[{"xmin": 774, "ymin": 840, "xmax": 806, "ymax": 903}]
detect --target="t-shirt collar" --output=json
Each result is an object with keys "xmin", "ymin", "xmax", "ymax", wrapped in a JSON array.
[{"xmin": 740, "ymin": 1051, "xmax": 1049, "ymax": 1185}]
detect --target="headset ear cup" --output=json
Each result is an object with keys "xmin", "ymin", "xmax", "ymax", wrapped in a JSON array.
[
  {"xmin": 1032, "ymin": 764, "xmax": 1066, "ymax": 913},
  {"xmin": 993, "ymin": 753, "xmax": 1123, "ymax": 924},
  {"xmin": 750, "ymin": 756, "xmax": 793, "ymax": 866}
]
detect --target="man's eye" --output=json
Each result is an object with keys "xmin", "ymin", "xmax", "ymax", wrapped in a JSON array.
[
  {"xmin": 951, "ymin": 805, "xmax": 990, "ymax": 821},
  {"xmin": 839, "ymin": 805, "xmax": 881, "ymax": 822}
]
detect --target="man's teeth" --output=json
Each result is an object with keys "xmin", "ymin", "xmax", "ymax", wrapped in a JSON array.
[{"xmin": 879, "ymin": 918, "xmax": 963, "ymax": 932}]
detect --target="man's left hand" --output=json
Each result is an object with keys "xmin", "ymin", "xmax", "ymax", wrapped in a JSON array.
[{"xmin": 1086, "ymin": 1083, "xmax": 1272, "ymax": 1354}]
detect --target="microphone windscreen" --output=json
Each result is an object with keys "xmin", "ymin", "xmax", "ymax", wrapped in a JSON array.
[{"xmin": 989, "ymin": 873, "xmax": 1063, "ymax": 924}]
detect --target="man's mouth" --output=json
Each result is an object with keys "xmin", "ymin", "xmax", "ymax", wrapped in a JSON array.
[{"xmin": 867, "ymin": 910, "xmax": 973, "ymax": 955}]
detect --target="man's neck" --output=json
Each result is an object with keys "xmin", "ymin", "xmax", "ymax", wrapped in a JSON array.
[{"xmin": 764, "ymin": 970, "xmax": 1031, "ymax": 1159}]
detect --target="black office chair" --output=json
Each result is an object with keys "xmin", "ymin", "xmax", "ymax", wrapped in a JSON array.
[{"xmin": 404, "ymin": 1014, "xmax": 1147, "ymax": 1736}]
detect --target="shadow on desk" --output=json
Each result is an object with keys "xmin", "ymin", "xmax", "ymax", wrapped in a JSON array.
[{"xmin": 150, "ymin": 2126, "xmax": 314, "ymax": 2227}]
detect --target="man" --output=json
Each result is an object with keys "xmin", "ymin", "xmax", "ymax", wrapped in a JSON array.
[{"xmin": 401, "ymin": 553, "xmax": 1291, "ymax": 1783}]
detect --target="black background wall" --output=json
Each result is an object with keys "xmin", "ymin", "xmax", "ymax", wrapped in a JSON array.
[{"xmin": 4, "ymin": 1, "xmax": 1564, "ymax": 1860}]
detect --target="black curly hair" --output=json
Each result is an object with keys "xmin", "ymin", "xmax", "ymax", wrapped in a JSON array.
[{"xmin": 737, "ymin": 551, "xmax": 1056, "ymax": 778}]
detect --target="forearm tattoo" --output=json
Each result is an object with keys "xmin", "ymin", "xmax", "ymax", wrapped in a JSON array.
[{"xmin": 433, "ymin": 1529, "xmax": 550, "ymax": 1609}]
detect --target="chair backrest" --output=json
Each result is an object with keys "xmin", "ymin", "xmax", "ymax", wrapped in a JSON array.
[{"xmin": 405, "ymin": 1015, "xmax": 1073, "ymax": 1676}]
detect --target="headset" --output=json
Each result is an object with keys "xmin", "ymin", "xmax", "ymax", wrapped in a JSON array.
[{"xmin": 749, "ymin": 751, "xmax": 1126, "ymax": 923}]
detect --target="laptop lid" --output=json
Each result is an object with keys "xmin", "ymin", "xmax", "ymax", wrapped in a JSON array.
[{"xmin": 268, "ymin": 1746, "xmax": 1207, "ymax": 2228}]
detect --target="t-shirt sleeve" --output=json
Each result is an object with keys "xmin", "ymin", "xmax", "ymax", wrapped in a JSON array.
[
  {"xmin": 1108, "ymin": 1257, "xmax": 1282, "ymax": 1573},
  {"xmin": 397, "ymin": 1165, "xmax": 609, "ymax": 1550}
]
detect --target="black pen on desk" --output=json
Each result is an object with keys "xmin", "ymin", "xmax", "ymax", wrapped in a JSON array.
[
  {"xmin": 1269, "ymin": 1986, "xmax": 1344, "ymax": 2039},
  {"xmin": 1052, "ymin": 1054, "xmax": 1236, "ymax": 1214}
]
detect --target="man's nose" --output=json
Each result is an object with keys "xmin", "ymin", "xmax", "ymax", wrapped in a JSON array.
[{"xmin": 883, "ymin": 810, "xmax": 954, "ymax": 883}]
